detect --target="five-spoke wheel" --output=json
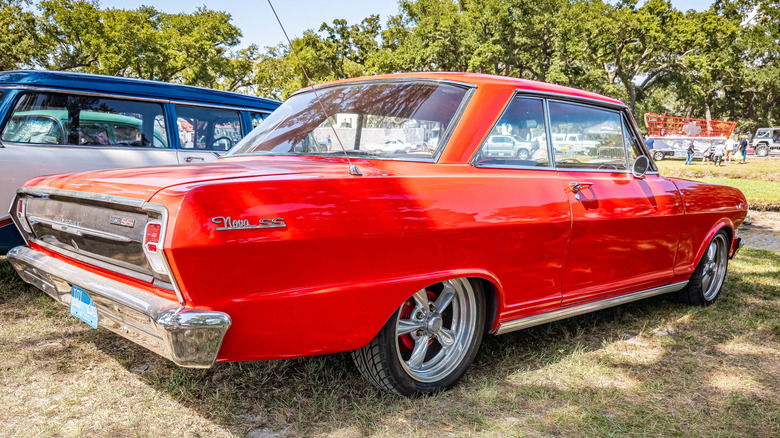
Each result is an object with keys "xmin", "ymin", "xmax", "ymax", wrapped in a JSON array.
[
  {"xmin": 676, "ymin": 231, "xmax": 729, "ymax": 305},
  {"xmin": 352, "ymin": 278, "xmax": 485, "ymax": 396}
]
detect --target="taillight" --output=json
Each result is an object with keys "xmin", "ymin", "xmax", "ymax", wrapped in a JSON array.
[
  {"xmin": 15, "ymin": 198, "xmax": 32, "ymax": 233},
  {"xmin": 144, "ymin": 223, "xmax": 161, "ymax": 252}
]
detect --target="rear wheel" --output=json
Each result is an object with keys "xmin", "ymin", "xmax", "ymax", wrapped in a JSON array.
[
  {"xmin": 516, "ymin": 148, "xmax": 531, "ymax": 160},
  {"xmin": 675, "ymin": 232, "xmax": 729, "ymax": 305},
  {"xmin": 351, "ymin": 278, "xmax": 485, "ymax": 396},
  {"xmin": 755, "ymin": 144, "xmax": 769, "ymax": 157},
  {"xmin": 653, "ymin": 151, "xmax": 665, "ymax": 161}
]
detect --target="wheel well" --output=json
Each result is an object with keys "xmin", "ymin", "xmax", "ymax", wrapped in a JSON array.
[
  {"xmin": 719, "ymin": 225, "xmax": 733, "ymax": 243},
  {"xmin": 471, "ymin": 277, "xmax": 498, "ymax": 333}
]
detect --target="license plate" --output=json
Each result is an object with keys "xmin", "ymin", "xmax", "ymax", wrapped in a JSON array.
[{"xmin": 70, "ymin": 285, "xmax": 98, "ymax": 329}]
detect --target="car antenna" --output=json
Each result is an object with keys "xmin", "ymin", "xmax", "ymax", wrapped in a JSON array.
[{"xmin": 266, "ymin": 0, "xmax": 361, "ymax": 176}]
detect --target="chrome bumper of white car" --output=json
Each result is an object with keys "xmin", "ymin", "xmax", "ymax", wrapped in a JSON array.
[{"xmin": 7, "ymin": 246, "xmax": 230, "ymax": 368}]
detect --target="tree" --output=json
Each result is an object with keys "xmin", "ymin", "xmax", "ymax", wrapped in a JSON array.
[{"xmin": 0, "ymin": 0, "xmax": 39, "ymax": 70}]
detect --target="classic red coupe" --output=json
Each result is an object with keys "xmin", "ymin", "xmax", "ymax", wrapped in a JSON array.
[{"xmin": 8, "ymin": 73, "xmax": 747, "ymax": 396}]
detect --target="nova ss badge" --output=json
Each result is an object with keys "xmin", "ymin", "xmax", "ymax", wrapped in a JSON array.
[
  {"xmin": 211, "ymin": 216, "xmax": 286, "ymax": 231},
  {"xmin": 109, "ymin": 216, "xmax": 135, "ymax": 228}
]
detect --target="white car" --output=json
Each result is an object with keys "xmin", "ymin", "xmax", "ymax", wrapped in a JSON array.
[{"xmin": 482, "ymin": 135, "xmax": 537, "ymax": 159}]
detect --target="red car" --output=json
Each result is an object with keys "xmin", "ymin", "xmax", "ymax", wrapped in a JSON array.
[{"xmin": 7, "ymin": 73, "xmax": 747, "ymax": 396}]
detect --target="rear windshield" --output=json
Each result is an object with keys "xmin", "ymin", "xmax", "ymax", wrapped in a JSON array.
[
  {"xmin": 229, "ymin": 81, "xmax": 470, "ymax": 161},
  {"xmin": 1, "ymin": 92, "xmax": 168, "ymax": 148}
]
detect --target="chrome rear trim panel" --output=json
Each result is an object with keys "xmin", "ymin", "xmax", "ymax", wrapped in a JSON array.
[{"xmin": 495, "ymin": 282, "xmax": 688, "ymax": 335}]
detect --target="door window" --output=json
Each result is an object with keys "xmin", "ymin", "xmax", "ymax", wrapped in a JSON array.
[
  {"xmin": 473, "ymin": 97, "xmax": 550, "ymax": 167},
  {"xmin": 1, "ymin": 92, "xmax": 168, "ymax": 147},
  {"xmin": 176, "ymin": 105, "xmax": 242, "ymax": 152},
  {"xmin": 548, "ymin": 101, "xmax": 628, "ymax": 170}
]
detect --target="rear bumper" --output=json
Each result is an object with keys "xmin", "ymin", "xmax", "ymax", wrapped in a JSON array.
[{"xmin": 7, "ymin": 246, "xmax": 230, "ymax": 368}]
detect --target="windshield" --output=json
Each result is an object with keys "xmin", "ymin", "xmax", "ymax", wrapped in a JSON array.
[{"xmin": 229, "ymin": 81, "xmax": 470, "ymax": 160}]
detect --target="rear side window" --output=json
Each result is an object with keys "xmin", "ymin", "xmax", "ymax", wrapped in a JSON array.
[
  {"xmin": 473, "ymin": 97, "xmax": 550, "ymax": 168},
  {"xmin": 175, "ymin": 105, "xmax": 242, "ymax": 151},
  {"xmin": 548, "ymin": 101, "xmax": 628, "ymax": 170},
  {"xmin": 1, "ymin": 92, "xmax": 168, "ymax": 148}
]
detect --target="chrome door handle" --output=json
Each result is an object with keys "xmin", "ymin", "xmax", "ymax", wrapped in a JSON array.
[
  {"xmin": 569, "ymin": 182, "xmax": 594, "ymax": 193},
  {"xmin": 184, "ymin": 156, "xmax": 205, "ymax": 163}
]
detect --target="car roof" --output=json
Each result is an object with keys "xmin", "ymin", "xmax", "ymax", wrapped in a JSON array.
[
  {"xmin": 307, "ymin": 72, "xmax": 626, "ymax": 108},
  {"xmin": 0, "ymin": 70, "xmax": 280, "ymax": 111}
]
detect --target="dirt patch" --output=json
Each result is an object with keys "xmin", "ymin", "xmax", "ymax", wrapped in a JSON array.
[{"xmin": 741, "ymin": 211, "xmax": 780, "ymax": 253}]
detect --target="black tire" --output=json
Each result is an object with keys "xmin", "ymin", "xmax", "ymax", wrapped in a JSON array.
[
  {"xmin": 755, "ymin": 144, "xmax": 769, "ymax": 157},
  {"xmin": 516, "ymin": 148, "xmax": 531, "ymax": 160},
  {"xmin": 675, "ymin": 231, "xmax": 729, "ymax": 306},
  {"xmin": 653, "ymin": 151, "xmax": 664, "ymax": 161},
  {"xmin": 351, "ymin": 278, "xmax": 485, "ymax": 396}
]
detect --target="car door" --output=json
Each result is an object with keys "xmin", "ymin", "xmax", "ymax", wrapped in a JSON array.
[
  {"xmin": 548, "ymin": 100, "xmax": 684, "ymax": 305},
  {"xmin": 472, "ymin": 96, "xmax": 571, "ymax": 320},
  {"xmin": 174, "ymin": 104, "xmax": 243, "ymax": 164}
]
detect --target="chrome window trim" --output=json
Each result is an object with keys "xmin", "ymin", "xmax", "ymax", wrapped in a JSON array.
[
  {"xmin": 546, "ymin": 99, "xmax": 631, "ymax": 173},
  {"xmin": 495, "ymin": 281, "xmax": 689, "ymax": 335},
  {"xmin": 14, "ymin": 187, "xmax": 185, "ymax": 305},
  {"xmin": 291, "ymin": 77, "xmax": 478, "ymax": 98},
  {"xmin": 514, "ymin": 88, "xmax": 627, "ymax": 110},
  {"xmin": 622, "ymin": 109, "xmax": 658, "ymax": 172},
  {"xmin": 469, "ymin": 94, "xmax": 554, "ymax": 170}
]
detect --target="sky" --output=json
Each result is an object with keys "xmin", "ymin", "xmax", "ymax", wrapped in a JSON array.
[{"xmin": 100, "ymin": 0, "xmax": 714, "ymax": 51}]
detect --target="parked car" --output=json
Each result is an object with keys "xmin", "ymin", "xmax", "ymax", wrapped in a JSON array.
[
  {"xmin": 7, "ymin": 73, "xmax": 747, "ymax": 397},
  {"xmin": 752, "ymin": 128, "xmax": 780, "ymax": 156},
  {"xmin": 481, "ymin": 134, "xmax": 538, "ymax": 159},
  {"xmin": 0, "ymin": 70, "xmax": 280, "ymax": 253}
]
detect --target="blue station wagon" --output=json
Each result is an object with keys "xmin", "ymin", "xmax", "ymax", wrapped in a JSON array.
[{"xmin": 0, "ymin": 71, "xmax": 280, "ymax": 253}]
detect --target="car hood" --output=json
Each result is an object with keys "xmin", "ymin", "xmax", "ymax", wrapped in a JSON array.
[{"xmin": 23, "ymin": 156, "xmax": 376, "ymax": 202}]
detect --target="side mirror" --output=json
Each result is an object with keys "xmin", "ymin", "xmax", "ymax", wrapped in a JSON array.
[{"xmin": 632, "ymin": 155, "xmax": 649, "ymax": 179}]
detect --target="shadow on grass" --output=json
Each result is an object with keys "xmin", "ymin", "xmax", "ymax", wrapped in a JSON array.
[{"xmin": 2, "ymin": 249, "xmax": 779, "ymax": 437}]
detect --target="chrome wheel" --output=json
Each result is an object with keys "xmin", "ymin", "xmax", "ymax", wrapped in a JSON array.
[
  {"xmin": 701, "ymin": 234, "xmax": 728, "ymax": 301},
  {"xmin": 394, "ymin": 278, "xmax": 478, "ymax": 383}
]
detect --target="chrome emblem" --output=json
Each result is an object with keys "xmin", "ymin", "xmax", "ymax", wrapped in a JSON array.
[
  {"xmin": 53, "ymin": 216, "xmax": 82, "ymax": 227},
  {"xmin": 211, "ymin": 216, "xmax": 286, "ymax": 230},
  {"xmin": 110, "ymin": 216, "xmax": 135, "ymax": 228}
]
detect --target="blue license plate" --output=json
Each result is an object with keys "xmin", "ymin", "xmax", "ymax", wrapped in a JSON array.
[{"xmin": 70, "ymin": 285, "xmax": 98, "ymax": 329}]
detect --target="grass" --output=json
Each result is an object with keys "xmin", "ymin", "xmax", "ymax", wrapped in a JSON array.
[
  {"xmin": 656, "ymin": 159, "xmax": 780, "ymax": 210},
  {"xmin": 2, "ymin": 248, "xmax": 780, "ymax": 437}
]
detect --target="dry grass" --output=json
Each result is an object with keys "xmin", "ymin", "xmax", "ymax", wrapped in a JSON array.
[{"xmin": 1, "ymin": 248, "xmax": 780, "ymax": 437}]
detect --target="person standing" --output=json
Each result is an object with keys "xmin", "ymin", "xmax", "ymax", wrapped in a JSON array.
[
  {"xmin": 724, "ymin": 136, "xmax": 735, "ymax": 163},
  {"xmin": 738, "ymin": 136, "xmax": 748, "ymax": 164},
  {"xmin": 702, "ymin": 141, "xmax": 712, "ymax": 165},
  {"xmin": 713, "ymin": 141, "xmax": 725, "ymax": 167},
  {"xmin": 685, "ymin": 140, "xmax": 695, "ymax": 165},
  {"xmin": 644, "ymin": 136, "xmax": 655, "ymax": 151}
]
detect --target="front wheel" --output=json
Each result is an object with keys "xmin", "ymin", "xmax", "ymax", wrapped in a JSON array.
[
  {"xmin": 755, "ymin": 144, "xmax": 769, "ymax": 157},
  {"xmin": 516, "ymin": 148, "xmax": 531, "ymax": 160},
  {"xmin": 653, "ymin": 151, "xmax": 665, "ymax": 161},
  {"xmin": 675, "ymin": 231, "xmax": 729, "ymax": 305},
  {"xmin": 351, "ymin": 278, "xmax": 485, "ymax": 396}
]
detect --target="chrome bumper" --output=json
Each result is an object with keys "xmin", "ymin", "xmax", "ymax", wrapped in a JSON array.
[{"xmin": 7, "ymin": 246, "xmax": 230, "ymax": 368}]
